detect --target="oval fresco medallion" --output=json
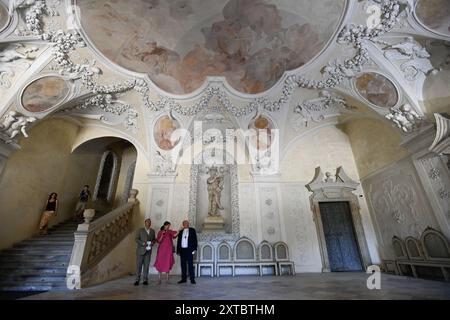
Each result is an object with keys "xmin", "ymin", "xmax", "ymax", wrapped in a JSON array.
[
  {"xmin": 355, "ymin": 73, "xmax": 398, "ymax": 108},
  {"xmin": 21, "ymin": 76, "xmax": 70, "ymax": 113},
  {"xmin": 153, "ymin": 115, "xmax": 181, "ymax": 151},
  {"xmin": 0, "ymin": 2, "xmax": 10, "ymax": 32},
  {"xmin": 248, "ymin": 115, "xmax": 275, "ymax": 150},
  {"xmin": 78, "ymin": 0, "xmax": 346, "ymax": 95},
  {"xmin": 415, "ymin": 0, "xmax": 450, "ymax": 36}
]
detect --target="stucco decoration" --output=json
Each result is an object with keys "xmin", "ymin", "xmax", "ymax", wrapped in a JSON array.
[
  {"xmin": 415, "ymin": 0, "xmax": 450, "ymax": 37},
  {"xmin": 21, "ymin": 76, "xmax": 69, "ymax": 112},
  {"xmin": 8, "ymin": 0, "xmax": 404, "ymax": 126},
  {"xmin": 355, "ymin": 72, "xmax": 398, "ymax": 108},
  {"xmin": 189, "ymin": 163, "xmax": 240, "ymax": 242},
  {"xmin": 10, "ymin": 0, "xmax": 59, "ymax": 36},
  {"xmin": 0, "ymin": 43, "xmax": 39, "ymax": 89},
  {"xmin": 78, "ymin": 0, "xmax": 345, "ymax": 95},
  {"xmin": 0, "ymin": 110, "xmax": 37, "ymax": 143},
  {"xmin": 293, "ymin": 90, "xmax": 355, "ymax": 127},
  {"xmin": 382, "ymin": 37, "xmax": 438, "ymax": 81},
  {"xmin": 385, "ymin": 103, "xmax": 422, "ymax": 133}
]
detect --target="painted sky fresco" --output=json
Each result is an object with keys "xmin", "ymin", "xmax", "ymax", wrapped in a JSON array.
[
  {"xmin": 415, "ymin": 0, "xmax": 450, "ymax": 36},
  {"xmin": 79, "ymin": 0, "xmax": 345, "ymax": 95}
]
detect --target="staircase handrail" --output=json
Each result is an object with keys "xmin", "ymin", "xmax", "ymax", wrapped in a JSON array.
[{"xmin": 66, "ymin": 189, "xmax": 139, "ymax": 289}]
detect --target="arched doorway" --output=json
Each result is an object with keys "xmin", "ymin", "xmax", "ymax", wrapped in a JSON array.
[{"xmin": 72, "ymin": 137, "xmax": 138, "ymax": 211}]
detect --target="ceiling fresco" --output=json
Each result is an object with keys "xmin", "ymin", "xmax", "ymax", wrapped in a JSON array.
[
  {"xmin": 355, "ymin": 73, "xmax": 398, "ymax": 109},
  {"xmin": 78, "ymin": 0, "xmax": 346, "ymax": 95},
  {"xmin": 0, "ymin": 2, "xmax": 9, "ymax": 32},
  {"xmin": 415, "ymin": 0, "xmax": 450, "ymax": 36},
  {"xmin": 21, "ymin": 76, "xmax": 70, "ymax": 113}
]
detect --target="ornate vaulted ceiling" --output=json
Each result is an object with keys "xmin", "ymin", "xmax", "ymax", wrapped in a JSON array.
[
  {"xmin": 0, "ymin": 0, "xmax": 449, "ymax": 171},
  {"xmin": 78, "ymin": 0, "xmax": 346, "ymax": 94}
]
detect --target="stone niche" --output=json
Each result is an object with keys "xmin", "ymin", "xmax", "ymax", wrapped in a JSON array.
[{"xmin": 189, "ymin": 163, "xmax": 240, "ymax": 241}]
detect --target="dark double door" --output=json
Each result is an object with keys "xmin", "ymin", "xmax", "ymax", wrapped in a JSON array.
[{"xmin": 319, "ymin": 202, "xmax": 363, "ymax": 272}]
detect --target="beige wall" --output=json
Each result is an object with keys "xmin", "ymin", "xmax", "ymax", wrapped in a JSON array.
[
  {"xmin": 276, "ymin": 125, "xmax": 381, "ymax": 265},
  {"xmin": 421, "ymin": 69, "xmax": 450, "ymax": 116},
  {"xmin": 113, "ymin": 146, "xmax": 138, "ymax": 207},
  {"xmin": 282, "ymin": 125, "xmax": 362, "ymax": 181},
  {"xmin": 342, "ymin": 118, "xmax": 410, "ymax": 179},
  {"xmin": 0, "ymin": 118, "xmax": 103, "ymax": 250}
]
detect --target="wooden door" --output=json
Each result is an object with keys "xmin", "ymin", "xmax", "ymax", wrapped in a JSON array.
[{"xmin": 319, "ymin": 202, "xmax": 363, "ymax": 272}]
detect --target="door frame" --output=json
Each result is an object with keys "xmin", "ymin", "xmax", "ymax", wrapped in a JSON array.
[{"xmin": 307, "ymin": 167, "xmax": 372, "ymax": 272}]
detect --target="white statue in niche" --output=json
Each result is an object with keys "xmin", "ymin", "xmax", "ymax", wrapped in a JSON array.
[
  {"xmin": 206, "ymin": 166, "xmax": 224, "ymax": 216},
  {"xmin": 0, "ymin": 111, "xmax": 37, "ymax": 143}
]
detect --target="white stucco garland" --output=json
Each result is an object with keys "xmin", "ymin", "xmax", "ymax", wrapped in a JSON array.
[
  {"xmin": 26, "ymin": 0, "xmax": 405, "ymax": 119},
  {"xmin": 134, "ymin": 0, "xmax": 403, "ymax": 117},
  {"xmin": 7, "ymin": 0, "xmax": 431, "ymax": 141}
]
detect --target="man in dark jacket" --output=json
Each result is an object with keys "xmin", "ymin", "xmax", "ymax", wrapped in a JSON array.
[
  {"xmin": 176, "ymin": 220, "xmax": 198, "ymax": 284},
  {"xmin": 134, "ymin": 218, "xmax": 156, "ymax": 286}
]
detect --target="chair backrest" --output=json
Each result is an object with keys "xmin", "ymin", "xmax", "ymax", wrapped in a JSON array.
[
  {"xmin": 234, "ymin": 237, "xmax": 257, "ymax": 262},
  {"xmin": 392, "ymin": 236, "xmax": 409, "ymax": 260},
  {"xmin": 405, "ymin": 237, "xmax": 424, "ymax": 261},
  {"xmin": 200, "ymin": 243, "xmax": 214, "ymax": 263},
  {"xmin": 420, "ymin": 228, "xmax": 450, "ymax": 261},
  {"xmin": 217, "ymin": 241, "xmax": 233, "ymax": 262},
  {"xmin": 193, "ymin": 250, "xmax": 199, "ymax": 263},
  {"xmin": 258, "ymin": 241, "xmax": 273, "ymax": 262},
  {"xmin": 274, "ymin": 242, "xmax": 289, "ymax": 261}
]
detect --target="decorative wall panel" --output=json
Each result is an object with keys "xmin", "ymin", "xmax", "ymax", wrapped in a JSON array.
[
  {"xmin": 363, "ymin": 158, "xmax": 439, "ymax": 259},
  {"xmin": 282, "ymin": 184, "xmax": 322, "ymax": 271}
]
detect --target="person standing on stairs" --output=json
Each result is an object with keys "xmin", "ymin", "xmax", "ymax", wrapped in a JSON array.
[
  {"xmin": 74, "ymin": 185, "xmax": 91, "ymax": 221},
  {"xmin": 134, "ymin": 218, "xmax": 156, "ymax": 286},
  {"xmin": 38, "ymin": 193, "xmax": 58, "ymax": 235}
]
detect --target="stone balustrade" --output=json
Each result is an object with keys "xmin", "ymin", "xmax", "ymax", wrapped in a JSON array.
[{"xmin": 66, "ymin": 189, "xmax": 139, "ymax": 290}]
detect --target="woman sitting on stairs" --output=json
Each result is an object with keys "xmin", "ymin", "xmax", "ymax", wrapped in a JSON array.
[{"xmin": 38, "ymin": 193, "xmax": 58, "ymax": 235}]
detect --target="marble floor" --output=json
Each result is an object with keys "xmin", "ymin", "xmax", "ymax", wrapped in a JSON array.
[{"xmin": 22, "ymin": 273, "xmax": 450, "ymax": 300}]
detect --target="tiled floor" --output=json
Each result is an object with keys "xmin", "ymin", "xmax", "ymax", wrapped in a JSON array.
[{"xmin": 22, "ymin": 273, "xmax": 450, "ymax": 300}]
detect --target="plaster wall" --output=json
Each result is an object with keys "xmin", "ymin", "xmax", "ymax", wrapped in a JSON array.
[
  {"xmin": 0, "ymin": 118, "xmax": 102, "ymax": 250},
  {"xmin": 342, "ymin": 118, "xmax": 410, "ymax": 180}
]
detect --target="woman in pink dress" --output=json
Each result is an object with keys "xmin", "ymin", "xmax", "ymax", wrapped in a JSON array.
[{"xmin": 154, "ymin": 221, "xmax": 179, "ymax": 284}]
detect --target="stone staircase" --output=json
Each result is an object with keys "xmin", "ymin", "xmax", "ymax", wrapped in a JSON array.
[{"xmin": 0, "ymin": 219, "xmax": 78, "ymax": 292}]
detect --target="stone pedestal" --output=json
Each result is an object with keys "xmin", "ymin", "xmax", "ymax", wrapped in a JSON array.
[{"xmin": 203, "ymin": 215, "xmax": 225, "ymax": 231}]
